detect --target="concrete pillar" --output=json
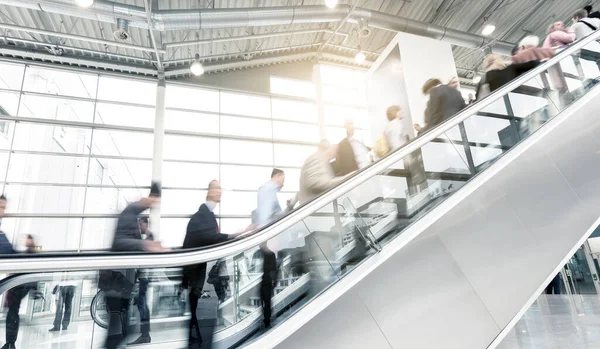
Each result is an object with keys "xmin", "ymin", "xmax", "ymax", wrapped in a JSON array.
[{"xmin": 150, "ymin": 76, "xmax": 166, "ymax": 240}]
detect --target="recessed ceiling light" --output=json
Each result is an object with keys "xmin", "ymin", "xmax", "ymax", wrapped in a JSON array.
[
  {"xmin": 75, "ymin": 0, "xmax": 94, "ymax": 7},
  {"xmin": 325, "ymin": 0, "xmax": 338, "ymax": 8},
  {"xmin": 355, "ymin": 51, "xmax": 366, "ymax": 63},
  {"xmin": 190, "ymin": 54, "xmax": 205, "ymax": 76},
  {"xmin": 482, "ymin": 24, "xmax": 496, "ymax": 36}
]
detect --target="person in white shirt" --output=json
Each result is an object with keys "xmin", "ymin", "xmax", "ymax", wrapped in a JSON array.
[
  {"xmin": 572, "ymin": 9, "xmax": 600, "ymax": 40},
  {"xmin": 384, "ymin": 105, "xmax": 407, "ymax": 150},
  {"xmin": 334, "ymin": 120, "xmax": 371, "ymax": 175}
]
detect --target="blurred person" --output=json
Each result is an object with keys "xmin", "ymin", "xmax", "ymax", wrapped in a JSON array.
[
  {"xmin": 384, "ymin": 105, "xmax": 407, "ymax": 150},
  {"xmin": 255, "ymin": 169, "xmax": 293, "ymax": 328},
  {"xmin": 585, "ymin": 5, "xmax": 600, "ymax": 19},
  {"xmin": 572, "ymin": 9, "xmax": 600, "ymax": 40},
  {"xmin": 477, "ymin": 54, "xmax": 539, "ymax": 99},
  {"xmin": 512, "ymin": 35, "xmax": 555, "ymax": 64},
  {"xmin": 422, "ymin": 78, "xmax": 466, "ymax": 132},
  {"xmin": 183, "ymin": 180, "xmax": 253, "ymax": 347},
  {"xmin": 543, "ymin": 21, "xmax": 576, "ymax": 48},
  {"xmin": 298, "ymin": 140, "xmax": 350, "ymax": 204},
  {"xmin": 545, "ymin": 273, "xmax": 562, "ymax": 294},
  {"xmin": 447, "ymin": 76, "xmax": 459, "ymax": 89},
  {"xmin": 0, "ymin": 196, "xmax": 13, "ymax": 255},
  {"xmin": 125, "ymin": 217, "xmax": 155, "ymax": 345},
  {"xmin": 206, "ymin": 259, "xmax": 229, "ymax": 303},
  {"xmin": 334, "ymin": 120, "xmax": 371, "ymax": 176},
  {"xmin": 103, "ymin": 182, "xmax": 164, "ymax": 349},
  {"xmin": 49, "ymin": 269, "xmax": 77, "ymax": 333},
  {"xmin": 467, "ymin": 93, "xmax": 476, "ymax": 105},
  {"xmin": 2, "ymin": 217, "xmax": 42, "ymax": 349}
]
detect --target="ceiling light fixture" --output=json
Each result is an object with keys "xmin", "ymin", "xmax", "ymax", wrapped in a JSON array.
[
  {"xmin": 74, "ymin": 0, "xmax": 94, "ymax": 7},
  {"xmin": 190, "ymin": 54, "xmax": 205, "ymax": 76},
  {"xmin": 473, "ymin": 75, "xmax": 482, "ymax": 84},
  {"xmin": 482, "ymin": 24, "xmax": 496, "ymax": 36},
  {"xmin": 355, "ymin": 50, "xmax": 366, "ymax": 64},
  {"xmin": 325, "ymin": 0, "xmax": 338, "ymax": 8}
]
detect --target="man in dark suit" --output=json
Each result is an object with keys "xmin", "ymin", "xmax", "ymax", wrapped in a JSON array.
[
  {"xmin": 183, "ymin": 180, "xmax": 253, "ymax": 347},
  {"xmin": 422, "ymin": 78, "xmax": 466, "ymax": 132},
  {"xmin": 334, "ymin": 120, "xmax": 371, "ymax": 176}
]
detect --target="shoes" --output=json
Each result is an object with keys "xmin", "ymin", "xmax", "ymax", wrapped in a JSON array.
[
  {"xmin": 126, "ymin": 335, "xmax": 151, "ymax": 345},
  {"xmin": 49, "ymin": 327, "xmax": 60, "ymax": 332},
  {"xmin": 1, "ymin": 343, "xmax": 16, "ymax": 349}
]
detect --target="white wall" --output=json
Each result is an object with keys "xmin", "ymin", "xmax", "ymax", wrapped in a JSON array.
[{"xmin": 395, "ymin": 32, "xmax": 460, "ymax": 128}]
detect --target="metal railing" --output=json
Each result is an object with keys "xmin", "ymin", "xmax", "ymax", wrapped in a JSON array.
[{"xmin": 1, "ymin": 29, "xmax": 599, "ymax": 273}]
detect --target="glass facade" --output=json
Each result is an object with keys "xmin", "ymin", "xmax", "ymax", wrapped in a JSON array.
[{"xmin": 0, "ymin": 61, "xmax": 369, "ymax": 252}]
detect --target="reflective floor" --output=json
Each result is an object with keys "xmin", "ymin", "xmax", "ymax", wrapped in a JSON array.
[
  {"xmin": 0, "ymin": 320, "xmax": 187, "ymax": 348},
  {"xmin": 498, "ymin": 294, "xmax": 600, "ymax": 349}
]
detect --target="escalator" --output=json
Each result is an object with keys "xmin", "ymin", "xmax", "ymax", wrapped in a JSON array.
[{"xmin": 2, "ymin": 31, "xmax": 600, "ymax": 349}]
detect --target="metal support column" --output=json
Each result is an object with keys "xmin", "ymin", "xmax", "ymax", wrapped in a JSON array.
[
  {"xmin": 313, "ymin": 63, "xmax": 327, "ymax": 141},
  {"xmin": 150, "ymin": 75, "xmax": 166, "ymax": 239}
]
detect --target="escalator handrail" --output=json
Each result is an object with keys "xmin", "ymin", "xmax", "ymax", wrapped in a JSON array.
[{"xmin": 1, "ymin": 30, "xmax": 599, "ymax": 273}]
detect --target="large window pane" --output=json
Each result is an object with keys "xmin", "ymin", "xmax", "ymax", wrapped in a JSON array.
[
  {"xmin": 324, "ymin": 104, "xmax": 369, "ymax": 128},
  {"xmin": 7, "ymin": 154, "xmax": 88, "ymax": 184},
  {"xmin": 220, "ymin": 165, "xmax": 272, "ymax": 190},
  {"xmin": 161, "ymin": 189, "xmax": 206, "ymax": 215},
  {"xmin": 164, "ymin": 135, "xmax": 219, "ymax": 162},
  {"xmin": 221, "ymin": 115, "xmax": 272, "ymax": 138},
  {"xmin": 281, "ymin": 167, "xmax": 300, "ymax": 192},
  {"xmin": 0, "ymin": 91, "xmax": 20, "ymax": 115},
  {"xmin": 220, "ymin": 92, "xmax": 270, "ymax": 118},
  {"xmin": 81, "ymin": 218, "xmax": 117, "ymax": 251},
  {"xmin": 160, "ymin": 218, "xmax": 188, "ymax": 248},
  {"xmin": 13, "ymin": 123, "xmax": 91, "ymax": 154},
  {"xmin": 19, "ymin": 94, "xmax": 95, "ymax": 123},
  {"xmin": 165, "ymin": 110, "xmax": 219, "ymax": 134},
  {"xmin": 323, "ymin": 85, "xmax": 366, "ymax": 105},
  {"xmin": 220, "ymin": 191, "xmax": 255, "ymax": 215},
  {"xmin": 273, "ymin": 121, "xmax": 319, "ymax": 143},
  {"xmin": 95, "ymin": 102, "xmax": 154, "ymax": 128},
  {"xmin": 270, "ymin": 77, "xmax": 316, "ymax": 99},
  {"xmin": 4, "ymin": 184, "xmax": 85, "ymax": 214},
  {"xmin": 320, "ymin": 64, "xmax": 366, "ymax": 89},
  {"xmin": 2, "ymin": 217, "xmax": 82, "ymax": 252},
  {"xmin": 23, "ymin": 66, "xmax": 97, "ymax": 99},
  {"xmin": 166, "ymin": 84, "xmax": 219, "ymax": 112},
  {"xmin": 271, "ymin": 98, "xmax": 318, "ymax": 123},
  {"xmin": 90, "ymin": 158, "xmax": 152, "ymax": 187},
  {"xmin": 97, "ymin": 76, "xmax": 156, "ymax": 105},
  {"xmin": 84, "ymin": 187, "xmax": 144, "ymax": 214},
  {"xmin": 274, "ymin": 144, "xmax": 314, "ymax": 167},
  {"xmin": 163, "ymin": 162, "xmax": 218, "ymax": 188},
  {"xmin": 221, "ymin": 139, "xmax": 273, "ymax": 165},
  {"xmin": 92, "ymin": 130, "xmax": 153, "ymax": 158},
  {"xmin": 0, "ymin": 62, "xmax": 25, "ymax": 90},
  {"xmin": 220, "ymin": 218, "xmax": 252, "ymax": 235}
]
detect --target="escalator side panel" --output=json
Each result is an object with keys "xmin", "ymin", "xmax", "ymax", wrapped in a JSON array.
[{"xmin": 272, "ymin": 81, "xmax": 600, "ymax": 349}]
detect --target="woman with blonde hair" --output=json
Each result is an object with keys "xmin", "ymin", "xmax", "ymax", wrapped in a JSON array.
[{"xmin": 542, "ymin": 21, "xmax": 576, "ymax": 48}]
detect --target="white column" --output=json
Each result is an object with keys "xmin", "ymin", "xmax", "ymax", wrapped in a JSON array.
[
  {"xmin": 150, "ymin": 76, "xmax": 166, "ymax": 240},
  {"xmin": 313, "ymin": 64, "xmax": 327, "ymax": 141}
]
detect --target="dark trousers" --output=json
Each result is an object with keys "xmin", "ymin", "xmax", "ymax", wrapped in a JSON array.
[
  {"xmin": 188, "ymin": 287, "xmax": 203, "ymax": 345},
  {"xmin": 137, "ymin": 279, "xmax": 150, "ymax": 337},
  {"xmin": 53, "ymin": 286, "xmax": 75, "ymax": 330},
  {"xmin": 5, "ymin": 286, "xmax": 29, "ymax": 344},
  {"xmin": 261, "ymin": 249, "xmax": 277, "ymax": 327},
  {"xmin": 545, "ymin": 274, "xmax": 562, "ymax": 295},
  {"xmin": 104, "ymin": 291, "xmax": 130, "ymax": 349}
]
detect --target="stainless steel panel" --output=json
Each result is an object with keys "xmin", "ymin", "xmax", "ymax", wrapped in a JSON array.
[
  {"xmin": 437, "ymin": 194, "xmax": 540, "ymax": 327},
  {"xmin": 276, "ymin": 288, "xmax": 392, "ymax": 349},
  {"xmin": 354, "ymin": 234, "xmax": 501, "ymax": 349}
]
